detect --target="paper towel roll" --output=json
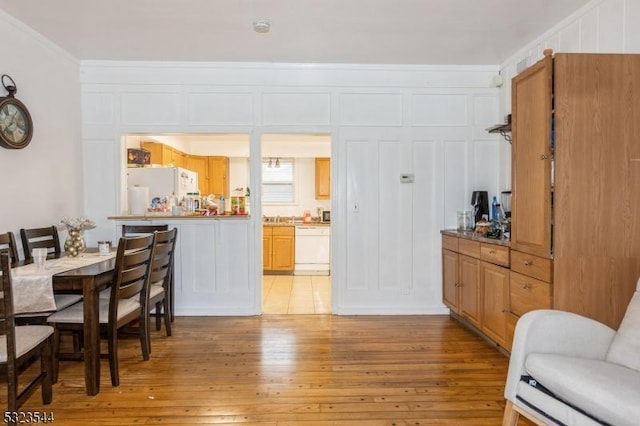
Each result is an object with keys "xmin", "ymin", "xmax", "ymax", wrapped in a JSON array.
[{"xmin": 128, "ymin": 186, "xmax": 149, "ymax": 215}]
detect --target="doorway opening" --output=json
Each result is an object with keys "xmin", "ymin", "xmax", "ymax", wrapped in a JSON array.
[{"xmin": 260, "ymin": 133, "xmax": 332, "ymax": 314}]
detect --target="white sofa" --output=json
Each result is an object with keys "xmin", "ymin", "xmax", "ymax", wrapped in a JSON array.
[{"xmin": 502, "ymin": 279, "xmax": 640, "ymax": 426}]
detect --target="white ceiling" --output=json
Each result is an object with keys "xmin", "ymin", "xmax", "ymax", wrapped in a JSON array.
[{"xmin": 0, "ymin": 0, "xmax": 590, "ymax": 65}]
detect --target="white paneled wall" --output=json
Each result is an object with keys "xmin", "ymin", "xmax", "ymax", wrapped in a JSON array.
[
  {"xmin": 501, "ymin": 0, "xmax": 640, "ymax": 115},
  {"xmin": 81, "ymin": 62, "xmax": 502, "ymax": 315}
]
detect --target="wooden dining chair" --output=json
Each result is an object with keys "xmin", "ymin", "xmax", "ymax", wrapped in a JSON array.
[
  {"xmin": 20, "ymin": 226, "xmax": 61, "ymax": 263},
  {"xmin": 47, "ymin": 234, "xmax": 155, "ymax": 386},
  {"xmin": 122, "ymin": 224, "xmax": 175, "ymax": 322},
  {"xmin": 147, "ymin": 228, "xmax": 178, "ymax": 347},
  {"xmin": 0, "ymin": 232, "xmax": 19, "ymax": 266},
  {"xmin": 0, "ymin": 251, "xmax": 54, "ymax": 412}
]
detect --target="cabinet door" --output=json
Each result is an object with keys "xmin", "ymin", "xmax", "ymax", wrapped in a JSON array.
[
  {"xmin": 262, "ymin": 227, "xmax": 273, "ymax": 271},
  {"xmin": 459, "ymin": 254, "xmax": 480, "ymax": 327},
  {"xmin": 315, "ymin": 157, "xmax": 331, "ymax": 200},
  {"xmin": 208, "ymin": 156, "xmax": 229, "ymax": 198},
  {"xmin": 272, "ymin": 235, "xmax": 294, "ymax": 270},
  {"xmin": 442, "ymin": 249, "xmax": 459, "ymax": 312},
  {"xmin": 186, "ymin": 155, "xmax": 209, "ymax": 195},
  {"xmin": 481, "ymin": 261, "xmax": 509, "ymax": 347},
  {"xmin": 511, "ymin": 54, "xmax": 553, "ymax": 258},
  {"xmin": 140, "ymin": 142, "xmax": 164, "ymax": 165}
]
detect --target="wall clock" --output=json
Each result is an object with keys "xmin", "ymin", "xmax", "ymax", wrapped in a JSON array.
[{"xmin": 0, "ymin": 74, "xmax": 33, "ymax": 149}]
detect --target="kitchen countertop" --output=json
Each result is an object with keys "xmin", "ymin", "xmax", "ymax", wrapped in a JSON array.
[
  {"xmin": 109, "ymin": 214, "xmax": 251, "ymax": 220},
  {"xmin": 441, "ymin": 229, "xmax": 510, "ymax": 247},
  {"xmin": 263, "ymin": 221, "xmax": 330, "ymax": 227}
]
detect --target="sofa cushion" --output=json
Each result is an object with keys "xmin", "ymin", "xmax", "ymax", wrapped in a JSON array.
[
  {"xmin": 525, "ymin": 354, "xmax": 640, "ymax": 426},
  {"xmin": 606, "ymin": 283, "xmax": 640, "ymax": 371}
]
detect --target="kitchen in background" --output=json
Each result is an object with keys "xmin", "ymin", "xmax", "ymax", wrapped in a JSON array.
[{"xmin": 124, "ymin": 133, "xmax": 331, "ymax": 314}]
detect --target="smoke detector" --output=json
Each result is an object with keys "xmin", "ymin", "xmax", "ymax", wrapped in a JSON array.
[{"xmin": 253, "ymin": 19, "xmax": 271, "ymax": 33}]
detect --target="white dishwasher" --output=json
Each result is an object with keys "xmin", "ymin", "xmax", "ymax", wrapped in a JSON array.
[{"xmin": 294, "ymin": 225, "xmax": 331, "ymax": 275}]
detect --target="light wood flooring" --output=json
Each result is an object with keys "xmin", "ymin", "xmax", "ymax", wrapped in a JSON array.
[
  {"xmin": 262, "ymin": 275, "xmax": 331, "ymax": 314},
  {"xmin": 6, "ymin": 315, "xmax": 535, "ymax": 425}
]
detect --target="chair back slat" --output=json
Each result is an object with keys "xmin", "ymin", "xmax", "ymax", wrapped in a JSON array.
[
  {"xmin": 20, "ymin": 226, "xmax": 61, "ymax": 262},
  {"xmin": 0, "ymin": 233, "xmax": 19, "ymax": 266},
  {"xmin": 149, "ymin": 230, "xmax": 176, "ymax": 286},
  {"xmin": 122, "ymin": 224, "xmax": 168, "ymax": 236},
  {"xmin": 109, "ymin": 235, "xmax": 155, "ymax": 324}
]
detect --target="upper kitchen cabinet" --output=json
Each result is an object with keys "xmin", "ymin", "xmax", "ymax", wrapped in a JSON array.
[
  {"xmin": 511, "ymin": 51, "xmax": 640, "ymax": 329},
  {"xmin": 208, "ymin": 156, "xmax": 229, "ymax": 198},
  {"xmin": 186, "ymin": 155, "xmax": 209, "ymax": 195},
  {"xmin": 315, "ymin": 157, "xmax": 330, "ymax": 200},
  {"xmin": 141, "ymin": 141, "xmax": 185, "ymax": 168}
]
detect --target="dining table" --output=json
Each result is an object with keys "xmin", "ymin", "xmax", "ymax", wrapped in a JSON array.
[{"xmin": 11, "ymin": 250, "xmax": 116, "ymax": 396}]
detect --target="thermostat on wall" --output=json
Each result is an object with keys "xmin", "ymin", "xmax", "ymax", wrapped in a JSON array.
[{"xmin": 400, "ymin": 173, "xmax": 414, "ymax": 183}]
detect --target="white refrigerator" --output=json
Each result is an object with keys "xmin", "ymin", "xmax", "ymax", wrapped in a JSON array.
[{"xmin": 127, "ymin": 167, "xmax": 199, "ymax": 202}]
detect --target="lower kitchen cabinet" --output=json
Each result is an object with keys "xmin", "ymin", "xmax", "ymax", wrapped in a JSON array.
[
  {"xmin": 480, "ymin": 261, "xmax": 509, "ymax": 348},
  {"xmin": 263, "ymin": 226, "xmax": 295, "ymax": 274},
  {"xmin": 441, "ymin": 231, "xmax": 511, "ymax": 352}
]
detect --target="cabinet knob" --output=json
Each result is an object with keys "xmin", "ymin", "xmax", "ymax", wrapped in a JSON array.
[
  {"xmin": 540, "ymin": 154, "xmax": 549, "ymax": 160},
  {"xmin": 523, "ymin": 260, "xmax": 532, "ymax": 266},
  {"xmin": 523, "ymin": 283, "xmax": 531, "ymax": 290},
  {"xmin": 489, "ymin": 249, "xmax": 495, "ymax": 254}
]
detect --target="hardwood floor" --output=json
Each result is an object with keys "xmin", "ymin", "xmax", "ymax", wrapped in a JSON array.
[
  {"xmin": 263, "ymin": 275, "xmax": 331, "ymax": 314},
  {"xmin": 4, "ymin": 315, "xmax": 533, "ymax": 425}
]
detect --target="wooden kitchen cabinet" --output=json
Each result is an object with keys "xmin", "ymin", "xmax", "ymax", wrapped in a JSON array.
[
  {"xmin": 315, "ymin": 157, "xmax": 330, "ymax": 200},
  {"xmin": 208, "ymin": 156, "xmax": 229, "ymax": 198},
  {"xmin": 481, "ymin": 261, "xmax": 509, "ymax": 348},
  {"xmin": 511, "ymin": 51, "xmax": 640, "ymax": 329},
  {"xmin": 186, "ymin": 155, "xmax": 209, "ymax": 195},
  {"xmin": 263, "ymin": 226, "xmax": 295, "ymax": 274},
  {"xmin": 441, "ymin": 232, "xmax": 511, "ymax": 351},
  {"xmin": 442, "ymin": 249, "xmax": 459, "ymax": 312},
  {"xmin": 141, "ymin": 141, "xmax": 173, "ymax": 166}
]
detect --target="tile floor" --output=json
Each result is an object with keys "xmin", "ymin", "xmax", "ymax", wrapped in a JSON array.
[{"xmin": 262, "ymin": 274, "xmax": 331, "ymax": 314}]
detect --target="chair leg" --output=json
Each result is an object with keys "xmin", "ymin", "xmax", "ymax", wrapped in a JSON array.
[
  {"xmin": 41, "ymin": 336, "xmax": 53, "ymax": 404},
  {"xmin": 51, "ymin": 328, "xmax": 61, "ymax": 384},
  {"xmin": 140, "ymin": 313, "xmax": 150, "ymax": 361},
  {"xmin": 108, "ymin": 327, "xmax": 119, "ymax": 387},
  {"xmin": 502, "ymin": 400, "xmax": 520, "ymax": 426},
  {"xmin": 163, "ymin": 297, "xmax": 172, "ymax": 336},
  {"xmin": 155, "ymin": 301, "xmax": 162, "ymax": 331}
]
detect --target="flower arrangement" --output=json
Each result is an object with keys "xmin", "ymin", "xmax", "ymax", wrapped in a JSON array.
[{"xmin": 61, "ymin": 216, "xmax": 96, "ymax": 256}]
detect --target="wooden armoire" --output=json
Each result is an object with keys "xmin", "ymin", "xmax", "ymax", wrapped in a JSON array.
[{"xmin": 510, "ymin": 50, "xmax": 640, "ymax": 329}]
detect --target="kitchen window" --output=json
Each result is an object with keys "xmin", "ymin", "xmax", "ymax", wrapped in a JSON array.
[{"xmin": 262, "ymin": 158, "xmax": 294, "ymax": 203}]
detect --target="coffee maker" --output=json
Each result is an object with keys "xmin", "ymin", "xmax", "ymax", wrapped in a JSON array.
[{"xmin": 471, "ymin": 191, "xmax": 489, "ymax": 225}]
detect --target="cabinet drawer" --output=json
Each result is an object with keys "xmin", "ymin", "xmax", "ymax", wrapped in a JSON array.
[
  {"xmin": 510, "ymin": 271, "xmax": 552, "ymax": 317},
  {"xmin": 480, "ymin": 243, "xmax": 510, "ymax": 267},
  {"xmin": 263, "ymin": 226, "xmax": 273, "ymax": 236},
  {"xmin": 272, "ymin": 226, "xmax": 294, "ymax": 236},
  {"xmin": 458, "ymin": 238, "xmax": 480, "ymax": 258},
  {"xmin": 442, "ymin": 235, "xmax": 458, "ymax": 252},
  {"xmin": 510, "ymin": 250, "xmax": 553, "ymax": 282}
]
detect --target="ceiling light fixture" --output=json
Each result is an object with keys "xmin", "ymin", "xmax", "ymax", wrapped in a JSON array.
[{"xmin": 253, "ymin": 19, "xmax": 271, "ymax": 33}]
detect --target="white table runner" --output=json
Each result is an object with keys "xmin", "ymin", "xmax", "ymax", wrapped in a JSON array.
[{"xmin": 8, "ymin": 252, "xmax": 116, "ymax": 314}]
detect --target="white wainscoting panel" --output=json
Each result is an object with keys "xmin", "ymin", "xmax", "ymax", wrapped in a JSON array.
[
  {"xmin": 443, "ymin": 140, "xmax": 468, "ymax": 229},
  {"xmin": 188, "ymin": 92, "xmax": 253, "ymax": 125},
  {"xmin": 339, "ymin": 94, "xmax": 403, "ymax": 126},
  {"xmin": 121, "ymin": 91, "xmax": 181, "ymax": 125},
  {"xmin": 412, "ymin": 94, "xmax": 467, "ymax": 126},
  {"xmin": 262, "ymin": 93, "xmax": 331, "ymax": 126}
]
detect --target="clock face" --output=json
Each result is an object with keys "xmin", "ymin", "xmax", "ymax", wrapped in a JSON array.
[{"xmin": 0, "ymin": 98, "xmax": 32, "ymax": 149}]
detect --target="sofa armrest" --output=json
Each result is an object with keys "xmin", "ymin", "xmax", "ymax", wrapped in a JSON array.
[{"xmin": 504, "ymin": 309, "xmax": 616, "ymax": 401}]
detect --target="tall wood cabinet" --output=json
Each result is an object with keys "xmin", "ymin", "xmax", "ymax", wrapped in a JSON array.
[{"xmin": 511, "ymin": 51, "xmax": 640, "ymax": 329}]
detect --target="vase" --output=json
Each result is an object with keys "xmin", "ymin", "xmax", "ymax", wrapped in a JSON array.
[{"xmin": 64, "ymin": 227, "xmax": 86, "ymax": 257}]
